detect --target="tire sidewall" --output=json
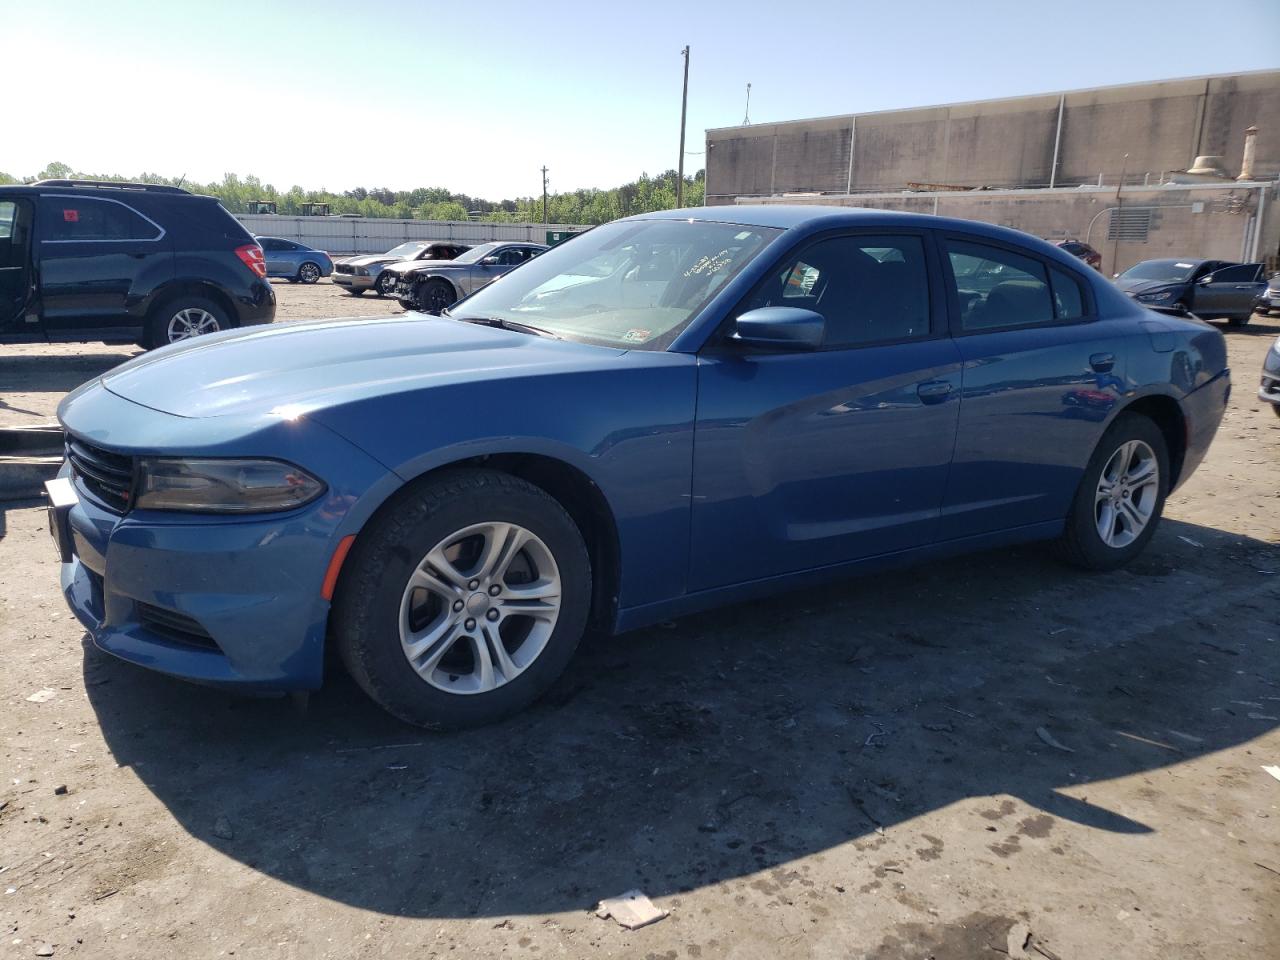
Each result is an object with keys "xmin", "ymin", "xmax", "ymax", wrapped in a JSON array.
[
  {"xmin": 421, "ymin": 278, "xmax": 453, "ymax": 315},
  {"xmin": 1065, "ymin": 413, "xmax": 1170, "ymax": 570},
  {"xmin": 298, "ymin": 262, "xmax": 321, "ymax": 284},
  {"xmin": 335, "ymin": 473, "xmax": 591, "ymax": 728},
  {"xmin": 146, "ymin": 295, "xmax": 230, "ymax": 349}
]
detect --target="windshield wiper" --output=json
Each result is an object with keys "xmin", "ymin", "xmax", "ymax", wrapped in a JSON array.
[{"xmin": 453, "ymin": 316, "xmax": 562, "ymax": 340}]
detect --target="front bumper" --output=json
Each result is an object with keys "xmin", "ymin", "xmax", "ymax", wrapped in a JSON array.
[
  {"xmin": 1261, "ymin": 347, "xmax": 1280, "ymax": 406},
  {"xmin": 332, "ymin": 270, "xmax": 376, "ymax": 290},
  {"xmin": 57, "ymin": 463, "xmax": 337, "ymax": 690}
]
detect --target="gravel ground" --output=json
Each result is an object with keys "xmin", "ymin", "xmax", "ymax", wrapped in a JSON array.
[{"xmin": 1, "ymin": 290, "xmax": 1278, "ymax": 959}]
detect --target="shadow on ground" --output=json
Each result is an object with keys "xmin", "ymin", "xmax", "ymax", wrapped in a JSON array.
[
  {"xmin": 83, "ymin": 518, "xmax": 1279, "ymax": 918},
  {"xmin": 0, "ymin": 352, "xmax": 137, "ymax": 405}
]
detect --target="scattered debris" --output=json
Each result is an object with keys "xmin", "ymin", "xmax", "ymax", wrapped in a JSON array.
[
  {"xmin": 1036, "ymin": 727, "xmax": 1074, "ymax": 753},
  {"xmin": 595, "ymin": 890, "xmax": 668, "ymax": 930},
  {"xmin": 1256, "ymin": 861, "xmax": 1280, "ymax": 879},
  {"xmin": 1166, "ymin": 730, "xmax": 1204, "ymax": 744},
  {"xmin": 1032, "ymin": 942, "xmax": 1064, "ymax": 960},
  {"xmin": 864, "ymin": 722, "xmax": 888, "ymax": 747},
  {"xmin": 944, "ymin": 706, "xmax": 978, "ymax": 719},
  {"xmin": 922, "ymin": 721, "xmax": 954, "ymax": 733},
  {"xmin": 1112, "ymin": 684, "xmax": 1136, "ymax": 698},
  {"xmin": 1048, "ymin": 627, "xmax": 1069, "ymax": 636},
  {"xmin": 52, "ymin": 785, "xmax": 67, "ymax": 796},
  {"xmin": 25, "ymin": 688, "xmax": 56, "ymax": 703},
  {"xmin": 91, "ymin": 889, "xmax": 117, "ymax": 902},
  {"xmin": 334, "ymin": 742, "xmax": 426, "ymax": 754},
  {"xmin": 845, "ymin": 786, "xmax": 887, "ymax": 835},
  {"xmin": 212, "ymin": 816, "xmax": 234, "ymax": 840},
  {"xmin": 35, "ymin": 945, "xmax": 54, "ymax": 958},
  {"xmin": 1006, "ymin": 922, "xmax": 1032, "ymax": 959},
  {"xmin": 491, "ymin": 919, "xmax": 513, "ymax": 930},
  {"xmin": 1177, "ymin": 535, "xmax": 1204, "ymax": 548},
  {"xmin": 1263, "ymin": 765, "xmax": 1280, "ymax": 783},
  {"xmin": 1200, "ymin": 641, "xmax": 1239, "ymax": 656},
  {"xmin": 1248, "ymin": 713, "xmax": 1279, "ymax": 721}
]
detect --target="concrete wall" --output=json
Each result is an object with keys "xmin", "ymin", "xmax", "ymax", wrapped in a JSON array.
[
  {"xmin": 707, "ymin": 71, "xmax": 1280, "ymax": 203},
  {"xmin": 745, "ymin": 182, "xmax": 1279, "ymax": 276}
]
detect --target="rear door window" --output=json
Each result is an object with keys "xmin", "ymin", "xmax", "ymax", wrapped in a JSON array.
[
  {"xmin": 945, "ymin": 239, "xmax": 1055, "ymax": 331},
  {"xmin": 38, "ymin": 197, "xmax": 162, "ymax": 242}
]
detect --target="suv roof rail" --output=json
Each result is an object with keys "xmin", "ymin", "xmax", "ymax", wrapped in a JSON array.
[{"xmin": 32, "ymin": 179, "xmax": 192, "ymax": 195}]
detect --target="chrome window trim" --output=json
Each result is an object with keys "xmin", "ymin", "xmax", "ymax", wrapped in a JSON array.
[{"xmin": 38, "ymin": 193, "xmax": 166, "ymax": 244}]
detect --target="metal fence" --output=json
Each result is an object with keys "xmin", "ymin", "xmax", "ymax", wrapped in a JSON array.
[{"xmin": 235, "ymin": 215, "xmax": 591, "ymax": 255}]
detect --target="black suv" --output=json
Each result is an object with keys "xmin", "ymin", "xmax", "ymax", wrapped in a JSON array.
[{"xmin": 0, "ymin": 180, "xmax": 275, "ymax": 348}]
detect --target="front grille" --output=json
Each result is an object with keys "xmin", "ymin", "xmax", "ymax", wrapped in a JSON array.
[
  {"xmin": 136, "ymin": 602, "xmax": 219, "ymax": 650},
  {"xmin": 335, "ymin": 263, "xmax": 354, "ymax": 274},
  {"xmin": 66, "ymin": 436, "xmax": 134, "ymax": 512}
]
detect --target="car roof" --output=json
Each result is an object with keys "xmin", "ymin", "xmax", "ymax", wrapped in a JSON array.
[
  {"xmin": 1131, "ymin": 257, "xmax": 1212, "ymax": 266},
  {"xmin": 630, "ymin": 204, "xmax": 1065, "ymax": 247}
]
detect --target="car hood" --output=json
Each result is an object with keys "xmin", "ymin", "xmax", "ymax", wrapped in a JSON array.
[
  {"xmin": 383, "ymin": 258, "xmax": 467, "ymax": 276},
  {"xmin": 1114, "ymin": 277, "xmax": 1186, "ymax": 295},
  {"xmin": 341, "ymin": 254, "xmax": 400, "ymax": 268},
  {"xmin": 97, "ymin": 316, "xmax": 626, "ymax": 419}
]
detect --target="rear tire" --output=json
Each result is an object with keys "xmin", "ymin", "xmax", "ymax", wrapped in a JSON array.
[
  {"xmin": 146, "ymin": 296, "xmax": 230, "ymax": 349},
  {"xmin": 1053, "ymin": 412, "xmax": 1169, "ymax": 571},
  {"xmin": 1227, "ymin": 314, "xmax": 1250, "ymax": 327},
  {"xmin": 333, "ymin": 469, "xmax": 592, "ymax": 729},
  {"xmin": 297, "ymin": 261, "xmax": 322, "ymax": 284},
  {"xmin": 346, "ymin": 287, "xmax": 366, "ymax": 296}
]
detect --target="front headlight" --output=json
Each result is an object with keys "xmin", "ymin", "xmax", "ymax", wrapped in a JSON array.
[
  {"xmin": 1137, "ymin": 290, "xmax": 1173, "ymax": 302},
  {"xmin": 134, "ymin": 458, "xmax": 326, "ymax": 513},
  {"xmin": 355, "ymin": 267, "xmax": 370, "ymax": 276}
]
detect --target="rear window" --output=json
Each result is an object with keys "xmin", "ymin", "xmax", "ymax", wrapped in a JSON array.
[
  {"xmin": 196, "ymin": 199, "xmax": 255, "ymax": 242},
  {"xmin": 38, "ymin": 197, "xmax": 161, "ymax": 242}
]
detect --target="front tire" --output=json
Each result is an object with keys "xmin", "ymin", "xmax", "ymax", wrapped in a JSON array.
[
  {"xmin": 1054, "ymin": 412, "xmax": 1169, "ymax": 571},
  {"xmin": 419, "ymin": 278, "xmax": 456, "ymax": 315},
  {"xmin": 146, "ymin": 296, "xmax": 230, "ymax": 348},
  {"xmin": 375, "ymin": 272, "xmax": 397, "ymax": 297},
  {"xmin": 333, "ymin": 470, "xmax": 592, "ymax": 729}
]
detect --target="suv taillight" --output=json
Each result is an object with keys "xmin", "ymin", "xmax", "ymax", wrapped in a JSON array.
[{"xmin": 235, "ymin": 243, "xmax": 267, "ymax": 279}]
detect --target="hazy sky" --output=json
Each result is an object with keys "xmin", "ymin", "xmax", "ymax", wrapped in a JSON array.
[{"xmin": 7, "ymin": 0, "xmax": 1278, "ymax": 198}]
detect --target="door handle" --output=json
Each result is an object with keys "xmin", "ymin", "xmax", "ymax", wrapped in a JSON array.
[
  {"xmin": 917, "ymin": 380, "xmax": 953, "ymax": 403},
  {"xmin": 1090, "ymin": 353, "xmax": 1116, "ymax": 373}
]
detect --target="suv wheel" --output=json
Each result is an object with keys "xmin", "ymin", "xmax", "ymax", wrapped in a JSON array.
[
  {"xmin": 148, "ymin": 296, "xmax": 230, "ymax": 348},
  {"xmin": 333, "ymin": 470, "xmax": 592, "ymax": 729},
  {"xmin": 376, "ymin": 272, "xmax": 397, "ymax": 296},
  {"xmin": 297, "ymin": 262, "xmax": 322, "ymax": 284}
]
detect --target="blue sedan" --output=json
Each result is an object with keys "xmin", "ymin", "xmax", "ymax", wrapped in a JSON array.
[
  {"xmin": 49, "ymin": 206, "xmax": 1230, "ymax": 728},
  {"xmin": 256, "ymin": 236, "xmax": 334, "ymax": 283}
]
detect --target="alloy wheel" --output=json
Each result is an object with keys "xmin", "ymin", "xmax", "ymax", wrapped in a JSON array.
[
  {"xmin": 1094, "ymin": 439, "xmax": 1159, "ymax": 548},
  {"xmin": 398, "ymin": 521, "xmax": 561, "ymax": 695},
  {"xmin": 299, "ymin": 262, "xmax": 320, "ymax": 283},
  {"xmin": 376, "ymin": 272, "xmax": 396, "ymax": 295},
  {"xmin": 422, "ymin": 281, "xmax": 453, "ymax": 313},
  {"xmin": 166, "ymin": 307, "xmax": 221, "ymax": 342}
]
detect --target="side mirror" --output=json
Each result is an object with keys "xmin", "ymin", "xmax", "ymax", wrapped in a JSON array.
[
  {"xmin": 1112, "ymin": 272, "xmax": 1120, "ymax": 279},
  {"xmin": 480, "ymin": 256, "xmax": 500, "ymax": 266},
  {"xmin": 733, "ymin": 306, "xmax": 825, "ymax": 350},
  {"xmin": 1198, "ymin": 274, "xmax": 1214, "ymax": 285}
]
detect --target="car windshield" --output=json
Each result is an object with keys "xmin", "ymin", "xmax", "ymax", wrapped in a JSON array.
[
  {"xmin": 385, "ymin": 241, "xmax": 429, "ymax": 259},
  {"xmin": 449, "ymin": 219, "xmax": 781, "ymax": 349},
  {"xmin": 1120, "ymin": 260, "xmax": 1199, "ymax": 282},
  {"xmin": 452, "ymin": 243, "xmax": 501, "ymax": 264}
]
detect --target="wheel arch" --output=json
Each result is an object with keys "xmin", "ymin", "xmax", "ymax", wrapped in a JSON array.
[
  {"xmin": 145, "ymin": 280, "xmax": 240, "ymax": 329},
  {"xmin": 1111, "ymin": 392, "xmax": 1187, "ymax": 488},
  {"xmin": 334, "ymin": 451, "xmax": 622, "ymax": 635}
]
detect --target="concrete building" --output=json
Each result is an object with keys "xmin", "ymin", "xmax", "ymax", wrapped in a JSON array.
[{"xmin": 706, "ymin": 71, "xmax": 1280, "ymax": 273}]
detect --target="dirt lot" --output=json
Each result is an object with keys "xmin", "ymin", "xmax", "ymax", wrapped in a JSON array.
[{"xmin": 1, "ymin": 285, "xmax": 1278, "ymax": 959}]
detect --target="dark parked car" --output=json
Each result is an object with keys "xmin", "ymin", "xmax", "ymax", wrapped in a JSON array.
[
  {"xmin": 256, "ymin": 236, "xmax": 334, "ymax": 284},
  {"xmin": 1114, "ymin": 258, "xmax": 1266, "ymax": 325},
  {"xmin": 1255, "ymin": 273, "xmax": 1280, "ymax": 316},
  {"xmin": 333, "ymin": 241, "xmax": 471, "ymax": 296},
  {"xmin": 0, "ymin": 180, "xmax": 274, "ymax": 347},
  {"xmin": 388, "ymin": 241, "xmax": 547, "ymax": 313},
  {"xmin": 49, "ymin": 206, "xmax": 1229, "ymax": 729},
  {"xmin": 1055, "ymin": 239, "xmax": 1102, "ymax": 270}
]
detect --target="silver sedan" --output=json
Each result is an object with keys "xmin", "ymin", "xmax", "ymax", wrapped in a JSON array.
[{"xmin": 387, "ymin": 241, "xmax": 548, "ymax": 313}]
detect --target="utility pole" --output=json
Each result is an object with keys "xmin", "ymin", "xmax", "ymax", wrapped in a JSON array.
[
  {"xmin": 540, "ymin": 166, "xmax": 549, "ymax": 225},
  {"xmin": 676, "ymin": 45, "xmax": 690, "ymax": 208},
  {"xmin": 1111, "ymin": 153, "xmax": 1128, "ymax": 275},
  {"xmin": 743, "ymin": 83, "xmax": 751, "ymax": 125}
]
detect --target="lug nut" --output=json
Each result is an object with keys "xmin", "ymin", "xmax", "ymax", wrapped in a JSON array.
[
  {"xmin": 468, "ymin": 579, "xmax": 480, "ymax": 591},
  {"xmin": 452, "ymin": 600, "xmax": 464, "ymax": 612},
  {"xmin": 486, "ymin": 609, "xmax": 500, "ymax": 622},
  {"xmin": 465, "ymin": 618, "xmax": 476, "ymax": 631},
  {"xmin": 488, "ymin": 584, "xmax": 501, "ymax": 596}
]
